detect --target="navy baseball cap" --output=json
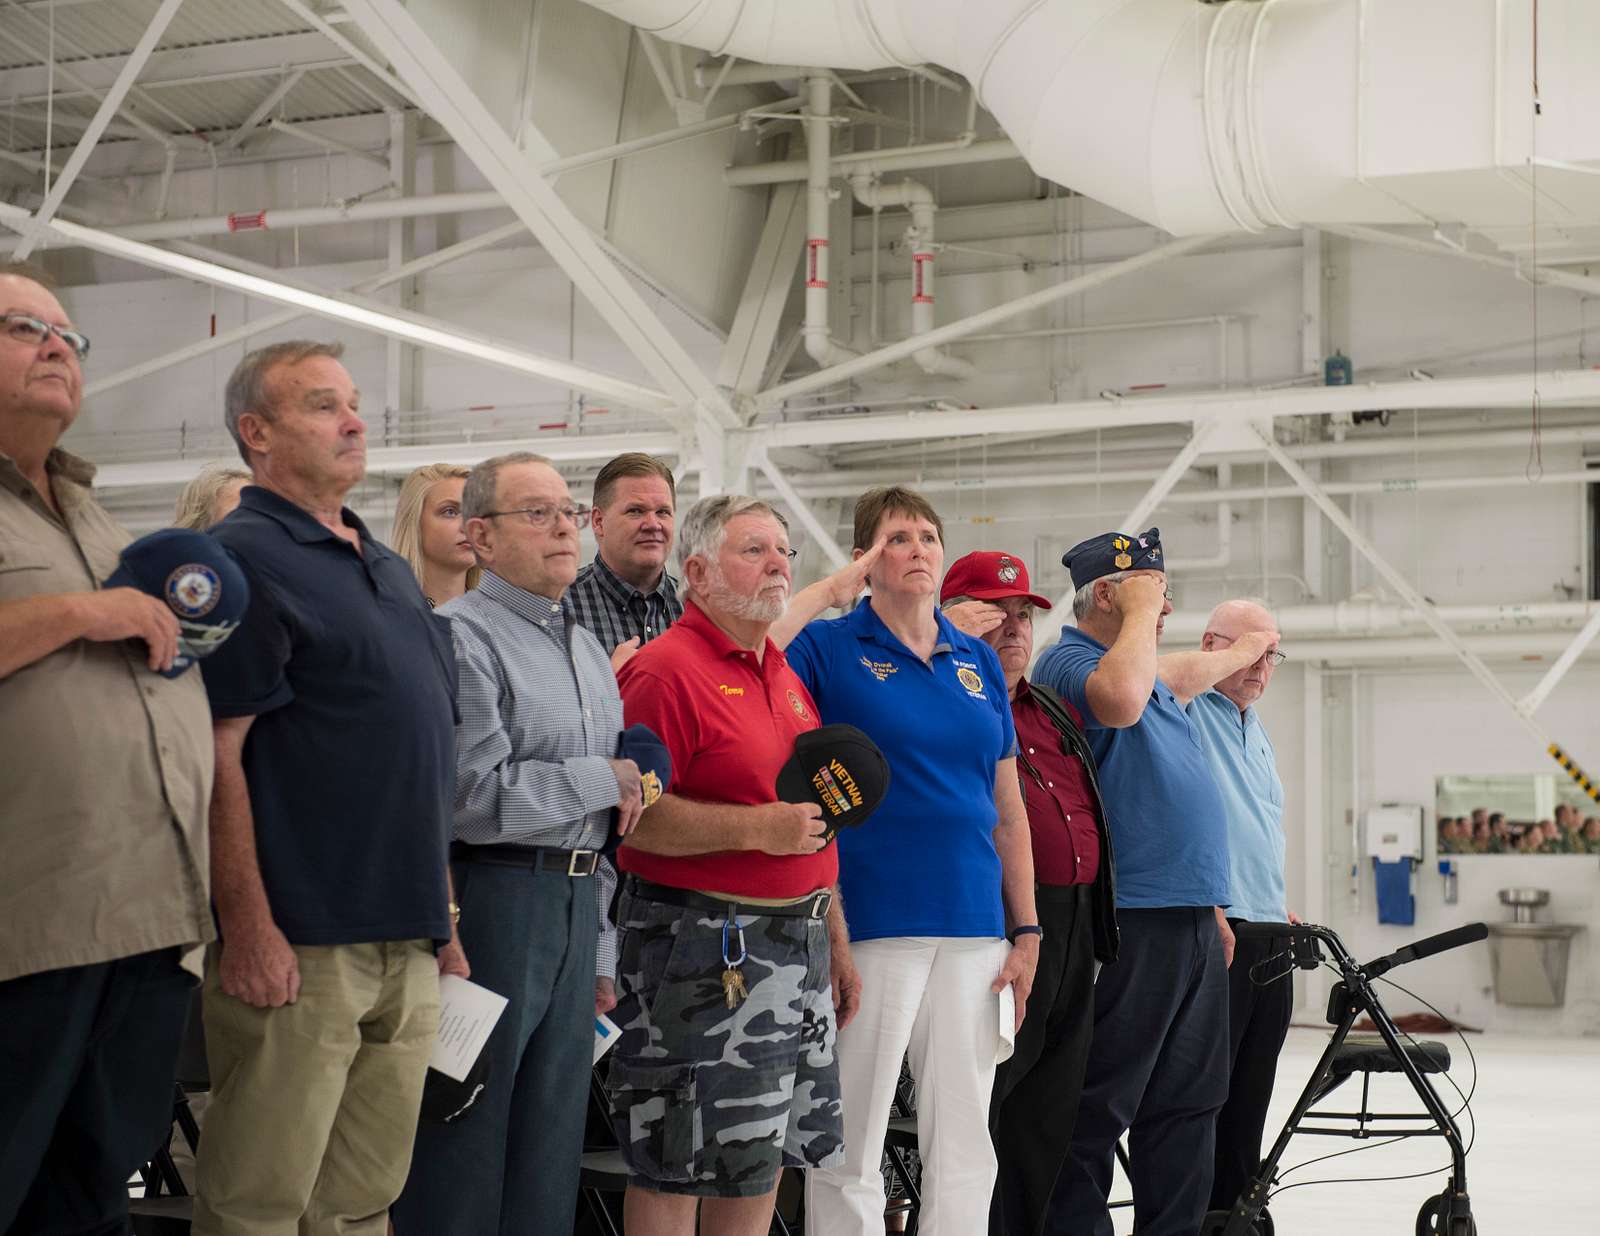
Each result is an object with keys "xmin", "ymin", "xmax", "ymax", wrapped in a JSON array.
[
  {"xmin": 1062, "ymin": 526, "xmax": 1164, "ymax": 590},
  {"xmin": 105, "ymin": 528, "xmax": 248, "ymax": 678},
  {"xmin": 776, "ymin": 724, "xmax": 891, "ymax": 844},
  {"xmin": 606, "ymin": 723, "xmax": 671, "ymax": 855}
]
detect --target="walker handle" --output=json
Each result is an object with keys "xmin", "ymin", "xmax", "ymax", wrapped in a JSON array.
[{"xmin": 1363, "ymin": 922, "xmax": 1488, "ymax": 979}]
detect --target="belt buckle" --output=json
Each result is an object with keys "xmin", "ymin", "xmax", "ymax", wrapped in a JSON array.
[
  {"xmin": 567, "ymin": 849, "xmax": 598, "ymax": 877},
  {"xmin": 809, "ymin": 891, "xmax": 831, "ymax": 919}
]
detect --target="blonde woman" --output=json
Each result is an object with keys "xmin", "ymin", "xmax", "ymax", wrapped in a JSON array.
[
  {"xmin": 391, "ymin": 463, "xmax": 480, "ymax": 607},
  {"xmin": 172, "ymin": 465, "xmax": 250, "ymax": 530}
]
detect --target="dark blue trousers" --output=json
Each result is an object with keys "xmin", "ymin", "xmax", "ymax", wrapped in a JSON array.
[
  {"xmin": 1045, "ymin": 907, "xmax": 1229, "ymax": 1236},
  {"xmin": 0, "ymin": 948, "xmax": 194, "ymax": 1236},
  {"xmin": 393, "ymin": 861, "xmax": 597, "ymax": 1236}
]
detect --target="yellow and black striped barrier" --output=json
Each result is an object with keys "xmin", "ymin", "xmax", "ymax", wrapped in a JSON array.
[{"xmin": 1549, "ymin": 743, "xmax": 1600, "ymax": 804}]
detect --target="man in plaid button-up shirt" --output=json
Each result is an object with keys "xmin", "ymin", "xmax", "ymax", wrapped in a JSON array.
[{"xmin": 567, "ymin": 452, "xmax": 683, "ymax": 671}]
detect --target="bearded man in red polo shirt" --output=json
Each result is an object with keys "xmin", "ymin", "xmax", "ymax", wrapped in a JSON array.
[
  {"xmin": 611, "ymin": 494, "xmax": 856, "ymax": 1235},
  {"xmin": 941, "ymin": 550, "xmax": 1121, "ymax": 1236}
]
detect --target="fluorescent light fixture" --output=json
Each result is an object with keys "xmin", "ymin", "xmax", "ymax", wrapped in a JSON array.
[{"xmin": 0, "ymin": 202, "xmax": 679, "ymax": 416}]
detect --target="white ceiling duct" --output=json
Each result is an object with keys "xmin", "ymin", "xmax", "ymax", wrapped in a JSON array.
[{"xmin": 581, "ymin": 0, "xmax": 1600, "ymax": 235}]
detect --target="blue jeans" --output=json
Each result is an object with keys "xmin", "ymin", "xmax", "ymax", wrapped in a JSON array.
[{"xmin": 394, "ymin": 861, "xmax": 597, "ymax": 1236}]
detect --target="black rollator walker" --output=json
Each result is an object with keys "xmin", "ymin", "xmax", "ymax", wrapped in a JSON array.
[{"xmin": 1202, "ymin": 919, "xmax": 1489, "ymax": 1236}]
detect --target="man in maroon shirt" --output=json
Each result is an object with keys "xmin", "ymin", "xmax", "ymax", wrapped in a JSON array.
[
  {"xmin": 942, "ymin": 551, "xmax": 1119, "ymax": 1236},
  {"xmin": 612, "ymin": 494, "xmax": 854, "ymax": 1236}
]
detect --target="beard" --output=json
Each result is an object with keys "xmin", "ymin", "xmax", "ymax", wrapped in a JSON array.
[{"xmin": 706, "ymin": 562, "xmax": 789, "ymax": 624}]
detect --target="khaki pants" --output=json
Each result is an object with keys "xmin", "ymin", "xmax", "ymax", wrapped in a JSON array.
[{"xmin": 193, "ymin": 940, "xmax": 439, "ymax": 1236}]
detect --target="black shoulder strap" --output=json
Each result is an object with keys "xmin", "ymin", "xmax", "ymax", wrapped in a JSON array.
[{"xmin": 1026, "ymin": 680, "xmax": 1087, "ymax": 747}]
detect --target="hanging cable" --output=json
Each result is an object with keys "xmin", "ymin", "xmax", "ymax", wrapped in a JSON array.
[{"xmin": 1527, "ymin": 0, "xmax": 1545, "ymax": 481}]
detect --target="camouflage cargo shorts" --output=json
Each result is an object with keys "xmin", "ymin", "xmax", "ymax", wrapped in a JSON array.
[{"xmin": 606, "ymin": 885, "xmax": 846, "ymax": 1197}]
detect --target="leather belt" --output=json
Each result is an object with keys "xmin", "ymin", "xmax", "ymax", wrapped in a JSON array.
[
  {"xmin": 450, "ymin": 841, "xmax": 600, "ymax": 877},
  {"xmin": 623, "ymin": 875, "xmax": 832, "ymax": 920}
]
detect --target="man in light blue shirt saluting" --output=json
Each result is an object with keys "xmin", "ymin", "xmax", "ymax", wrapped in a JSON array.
[{"xmin": 1158, "ymin": 598, "xmax": 1292, "ymax": 1224}]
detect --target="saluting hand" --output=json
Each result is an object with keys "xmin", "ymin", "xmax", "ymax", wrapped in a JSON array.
[
  {"xmin": 822, "ymin": 536, "xmax": 888, "ymax": 609},
  {"xmin": 760, "ymin": 801, "xmax": 828, "ymax": 855},
  {"xmin": 944, "ymin": 599, "xmax": 1005, "ymax": 638}
]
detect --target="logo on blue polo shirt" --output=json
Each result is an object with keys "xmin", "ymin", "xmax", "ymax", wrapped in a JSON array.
[
  {"xmin": 954, "ymin": 660, "xmax": 987, "ymax": 699},
  {"xmin": 859, "ymin": 656, "xmax": 897, "ymax": 682}
]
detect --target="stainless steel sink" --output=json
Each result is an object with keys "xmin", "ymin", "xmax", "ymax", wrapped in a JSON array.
[{"xmin": 1486, "ymin": 890, "xmax": 1586, "ymax": 1007}]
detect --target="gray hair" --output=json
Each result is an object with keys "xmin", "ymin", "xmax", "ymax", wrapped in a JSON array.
[
  {"xmin": 1071, "ymin": 570, "xmax": 1131, "ymax": 620},
  {"xmin": 461, "ymin": 451, "xmax": 554, "ymax": 521},
  {"xmin": 676, "ymin": 495, "xmax": 787, "ymax": 574},
  {"xmin": 223, "ymin": 340, "xmax": 345, "ymax": 465}
]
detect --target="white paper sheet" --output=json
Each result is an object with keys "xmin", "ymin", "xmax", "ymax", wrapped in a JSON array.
[
  {"xmin": 593, "ymin": 1012, "xmax": 622, "ymax": 1065},
  {"xmin": 998, "ymin": 986, "xmax": 1016, "ymax": 1065},
  {"xmin": 430, "ymin": 975, "xmax": 509, "ymax": 1082}
]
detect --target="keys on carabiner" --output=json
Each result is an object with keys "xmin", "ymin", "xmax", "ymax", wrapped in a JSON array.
[{"xmin": 720, "ymin": 906, "xmax": 748, "ymax": 1009}]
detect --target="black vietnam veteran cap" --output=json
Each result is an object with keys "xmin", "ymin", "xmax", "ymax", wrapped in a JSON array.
[
  {"xmin": 776, "ymin": 724, "xmax": 891, "ymax": 844},
  {"xmin": 1061, "ymin": 526, "xmax": 1164, "ymax": 590},
  {"xmin": 104, "ymin": 528, "xmax": 249, "ymax": 678}
]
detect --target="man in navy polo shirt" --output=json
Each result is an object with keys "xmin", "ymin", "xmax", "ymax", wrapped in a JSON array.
[
  {"xmin": 1033, "ymin": 527, "xmax": 1246, "ymax": 1236},
  {"xmin": 193, "ymin": 341, "xmax": 461, "ymax": 1236}
]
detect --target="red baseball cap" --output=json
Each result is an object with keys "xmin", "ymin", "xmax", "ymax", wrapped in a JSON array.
[{"xmin": 939, "ymin": 551, "xmax": 1052, "ymax": 609}]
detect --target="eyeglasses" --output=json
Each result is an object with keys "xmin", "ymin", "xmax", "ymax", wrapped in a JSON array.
[
  {"xmin": 481, "ymin": 503, "xmax": 591, "ymax": 530},
  {"xmin": 1211, "ymin": 632, "xmax": 1287, "ymax": 666},
  {"xmin": 2, "ymin": 312, "xmax": 90, "ymax": 361}
]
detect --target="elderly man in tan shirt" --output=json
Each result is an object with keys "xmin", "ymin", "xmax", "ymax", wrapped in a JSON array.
[{"xmin": 0, "ymin": 262, "xmax": 216, "ymax": 1233}]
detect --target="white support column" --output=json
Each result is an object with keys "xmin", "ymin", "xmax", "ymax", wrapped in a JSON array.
[
  {"xmin": 754, "ymin": 451, "xmax": 850, "ymax": 569},
  {"xmin": 716, "ymin": 180, "xmax": 806, "ymax": 400},
  {"xmin": 10, "ymin": 0, "xmax": 185, "ymax": 261},
  {"xmin": 85, "ymin": 222, "xmax": 527, "ymax": 399},
  {"xmin": 1301, "ymin": 663, "xmax": 1328, "ymax": 1014},
  {"xmin": 1301, "ymin": 227, "xmax": 1324, "ymax": 376},
  {"xmin": 384, "ymin": 109, "xmax": 417, "ymax": 448},
  {"xmin": 339, "ymin": 0, "xmax": 738, "ymax": 433},
  {"xmin": 1031, "ymin": 420, "xmax": 1220, "ymax": 660},
  {"xmin": 758, "ymin": 234, "xmax": 1216, "ymax": 409},
  {"xmin": 1251, "ymin": 424, "xmax": 1555, "ymax": 748},
  {"xmin": 1518, "ymin": 606, "xmax": 1600, "ymax": 715}
]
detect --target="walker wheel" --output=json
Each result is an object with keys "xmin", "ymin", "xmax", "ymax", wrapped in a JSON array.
[
  {"xmin": 1200, "ymin": 1208, "xmax": 1272, "ymax": 1236},
  {"xmin": 1417, "ymin": 1192, "xmax": 1477, "ymax": 1236}
]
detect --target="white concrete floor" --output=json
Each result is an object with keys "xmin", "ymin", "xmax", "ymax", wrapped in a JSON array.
[{"xmin": 1109, "ymin": 1028, "xmax": 1600, "ymax": 1235}]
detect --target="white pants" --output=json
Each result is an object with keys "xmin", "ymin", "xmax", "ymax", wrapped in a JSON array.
[{"xmin": 805, "ymin": 935, "xmax": 1011, "ymax": 1236}]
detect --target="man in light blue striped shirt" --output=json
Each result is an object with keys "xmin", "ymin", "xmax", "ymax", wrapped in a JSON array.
[
  {"xmin": 395, "ymin": 451, "xmax": 645, "ymax": 1236},
  {"xmin": 1158, "ymin": 598, "xmax": 1292, "ymax": 1222}
]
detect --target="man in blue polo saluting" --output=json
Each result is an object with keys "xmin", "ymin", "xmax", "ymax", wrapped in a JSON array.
[{"xmin": 1032, "ymin": 528, "xmax": 1274, "ymax": 1236}]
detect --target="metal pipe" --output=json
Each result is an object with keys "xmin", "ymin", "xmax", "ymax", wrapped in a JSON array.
[
  {"xmin": 726, "ymin": 138, "xmax": 1022, "ymax": 186},
  {"xmin": 759, "ymin": 233, "xmax": 1217, "ymax": 408},
  {"xmin": 801, "ymin": 74, "xmax": 859, "ymax": 369}
]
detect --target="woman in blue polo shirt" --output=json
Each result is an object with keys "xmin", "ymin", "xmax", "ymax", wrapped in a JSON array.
[{"xmin": 775, "ymin": 486, "xmax": 1041, "ymax": 1236}]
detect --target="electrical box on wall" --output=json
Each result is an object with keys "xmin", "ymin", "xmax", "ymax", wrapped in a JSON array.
[{"xmin": 1364, "ymin": 804, "xmax": 1423, "ymax": 862}]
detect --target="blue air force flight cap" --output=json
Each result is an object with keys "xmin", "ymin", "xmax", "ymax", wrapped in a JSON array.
[
  {"xmin": 105, "ymin": 528, "xmax": 249, "ymax": 678},
  {"xmin": 1061, "ymin": 526, "xmax": 1164, "ymax": 590}
]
